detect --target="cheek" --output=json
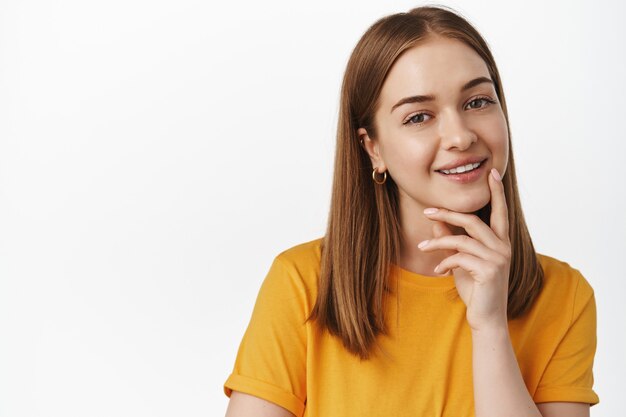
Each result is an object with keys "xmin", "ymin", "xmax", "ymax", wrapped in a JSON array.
[
  {"xmin": 479, "ymin": 114, "xmax": 509, "ymax": 168},
  {"xmin": 501, "ymin": 138, "xmax": 510, "ymax": 173},
  {"xmin": 383, "ymin": 140, "xmax": 435, "ymax": 176},
  {"xmin": 494, "ymin": 119, "xmax": 510, "ymax": 170}
]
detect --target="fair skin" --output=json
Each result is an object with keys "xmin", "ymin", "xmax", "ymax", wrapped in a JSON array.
[
  {"xmin": 359, "ymin": 35, "xmax": 590, "ymax": 417},
  {"xmin": 225, "ymin": 392, "xmax": 295, "ymax": 417},
  {"xmin": 225, "ymin": 35, "xmax": 591, "ymax": 417},
  {"xmin": 359, "ymin": 35, "xmax": 510, "ymax": 278}
]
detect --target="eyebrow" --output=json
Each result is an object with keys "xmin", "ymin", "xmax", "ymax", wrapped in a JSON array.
[{"xmin": 390, "ymin": 76, "xmax": 494, "ymax": 113}]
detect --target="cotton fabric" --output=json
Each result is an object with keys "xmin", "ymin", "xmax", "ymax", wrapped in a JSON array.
[{"xmin": 224, "ymin": 238, "xmax": 599, "ymax": 416}]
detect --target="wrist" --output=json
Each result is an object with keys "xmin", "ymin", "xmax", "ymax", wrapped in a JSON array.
[{"xmin": 469, "ymin": 319, "xmax": 509, "ymax": 336}]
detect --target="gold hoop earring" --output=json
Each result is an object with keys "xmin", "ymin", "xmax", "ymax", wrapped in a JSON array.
[{"xmin": 372, "ymin": 168, "xmax": 387, "ymax": 185}]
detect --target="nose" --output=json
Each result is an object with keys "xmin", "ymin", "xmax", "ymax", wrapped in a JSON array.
[{"xmin": 439, "ymin": 111, "xmax": 478, "ymax": 151}]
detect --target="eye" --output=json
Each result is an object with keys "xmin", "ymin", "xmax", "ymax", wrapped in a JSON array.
[
  {"xmin": 402, "ymin": 96, "xmax": 497, "ymax": 127},
  {"xmin": 403, "ymin": 112, "xmax": 432, "ymax": 126},
  {"xmin": 465, "ymin": 96, "xmax": 496, "ymax": 110}
]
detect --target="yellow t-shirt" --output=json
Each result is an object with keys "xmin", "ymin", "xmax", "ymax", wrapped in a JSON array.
[{"xmin": 224, "ymin": 237, "xmax": 599, "ymax": 416}]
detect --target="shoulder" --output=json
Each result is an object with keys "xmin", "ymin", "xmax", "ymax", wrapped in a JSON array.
[
  {"xmin": 262, "ymin": 237, "xmax": 323, "ymax": 299},
  {"xmin": 275, "ymin": 237, "xmax": 324, "ymax": 268},
  {"xmin": 534, "ymin": 253, "xmax": 595, "ymax": 320},
  {"xmin": 536, "ymin": 253, "xmax": 594, "ymax": 295}
]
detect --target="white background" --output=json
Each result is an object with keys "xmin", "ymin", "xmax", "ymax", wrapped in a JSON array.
[{"xmin": 0, "ymin": 0, "xmax": 624, "ymax": 416}]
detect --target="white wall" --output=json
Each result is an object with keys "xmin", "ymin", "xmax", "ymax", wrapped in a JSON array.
[{"xmin": 0, "ymin": 0, "xmax": 623, "ymax": 416}]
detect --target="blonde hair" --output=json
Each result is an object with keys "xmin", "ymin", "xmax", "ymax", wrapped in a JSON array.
[{"xmin": 308, "ymin": 5, "xmax": 544, "ymax": 360}]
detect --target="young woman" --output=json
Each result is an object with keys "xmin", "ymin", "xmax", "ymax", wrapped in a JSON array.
[{"xmin": 223, "ymin": 5, "xmax": 599, "ymax": 417}]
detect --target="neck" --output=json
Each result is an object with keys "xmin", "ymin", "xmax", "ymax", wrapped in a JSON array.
[{"xmin": 397, "ymin": 195, "xmax": 488, "ymax": 277}]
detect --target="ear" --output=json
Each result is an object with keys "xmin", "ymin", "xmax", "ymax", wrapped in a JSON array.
[{"xmin": 357, "ymin": 127, "xmax": 387, "ymax": 172}]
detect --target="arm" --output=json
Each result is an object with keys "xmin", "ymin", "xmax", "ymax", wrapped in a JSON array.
[
  {"xmin": 536, "ymin": 402, "xmax": 589, "ymax": 417},
  {"xmin": 472, "ymin": 326, "xmax": 590, "ymax": 417},
  {"xmin": 471, "ymin": 326, "xmax": 542, "ymax": 417},
  {"xmin": 225, "ymin": 391, "xmax": 297, "ymax": 417},
  {"xmin": 223, "ymin": 255, "xmax": 308, "ymax": 417}
]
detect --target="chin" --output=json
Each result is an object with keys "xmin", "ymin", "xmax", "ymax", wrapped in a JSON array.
[{"xmin": 443, "ymin": 195, "xmax": 490, "ymax": 214}]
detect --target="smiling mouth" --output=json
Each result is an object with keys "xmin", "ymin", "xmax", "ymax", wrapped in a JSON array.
[{"xmin": 436, "ymin": 158, "xmax": 487, "ymax": 175}]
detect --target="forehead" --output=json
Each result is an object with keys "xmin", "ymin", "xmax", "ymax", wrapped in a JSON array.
[{"xmin": 380, "ymin": 37, "xmax": 491, "ymax": 103}]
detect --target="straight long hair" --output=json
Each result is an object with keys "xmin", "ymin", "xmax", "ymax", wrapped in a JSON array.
[{"xmin": 308, "ymin": 5, "xmax": 544, "ymax": 360}]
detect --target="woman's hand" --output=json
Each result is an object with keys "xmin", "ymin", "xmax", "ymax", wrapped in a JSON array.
[{"xmin": 417, "ymin": 168, "xmax": 511, "ymax": 332}]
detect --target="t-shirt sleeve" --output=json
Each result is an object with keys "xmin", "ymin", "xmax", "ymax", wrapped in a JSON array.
[
  {"xmin": 533, "ymin": 271, "xmax": 600, "ymax": 406},
  {"xmin": 223, "ymin": 254, "xmax": 308, "ymax": 417}
]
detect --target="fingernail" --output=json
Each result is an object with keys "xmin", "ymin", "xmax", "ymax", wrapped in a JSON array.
[
  {"xmin": 433, "ymin": 264, "xmax": 441, "ymax": 273},
  {"xmin": 418, "ymin": 240, "xmax": 429, "ymax": 249},
  {"xmin": 491, "ymin": 168, "xmax": 501, "ymax": 181},
  {"xmin": 423, "ymin": 208, "xmax": 438, "ymax": 215}
]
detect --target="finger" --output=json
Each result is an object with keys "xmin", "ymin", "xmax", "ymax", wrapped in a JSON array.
[
  {"xmin": 432, "ymin": 220, "xmax": 453, "ymax": 238},
  {"xmin": 435, "ymin": 252, "xmax": 495, "ymax": 283},
  {"xmin": 489, "ymin": 168, "xmax": 510, "ymax": 243},
  {"xmin": 418, "ymin": 234, "xmax": 500, "ymax": 263},
  {"xmin": 432, "ymin": 221, "xmax": 454, "ymax": 275},
  {"xmin": 424, "ymin": 207, "xmax": 503, "ymax": 251}
]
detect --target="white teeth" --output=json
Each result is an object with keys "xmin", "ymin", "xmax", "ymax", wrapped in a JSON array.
[{"xmin": 440, "ymin": 162, "xmax": 481, "ymax": 175}]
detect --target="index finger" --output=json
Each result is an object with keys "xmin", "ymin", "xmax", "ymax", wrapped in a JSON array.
[{"xmin": 488, "ymin": 168, "xmax": 510, "ymax": 243}]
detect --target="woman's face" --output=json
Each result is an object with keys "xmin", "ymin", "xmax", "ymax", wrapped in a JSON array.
[{"xmin": 359, "ymin": 36, "xmax": 509, "ymax": 214}]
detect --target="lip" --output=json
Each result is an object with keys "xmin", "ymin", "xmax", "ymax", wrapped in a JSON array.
[
  {"xmin": 436, "ymin": 158, "xmax": 488, "ymax": 184},
  {"xmin": 435, "ymin": 156, "xmax": 488, "ymax": 171}
]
